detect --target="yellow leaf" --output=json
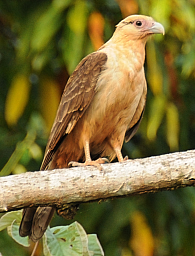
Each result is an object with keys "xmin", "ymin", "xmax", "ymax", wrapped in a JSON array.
[
  {"xmin": 121, "ymin": 248, "xmax": 133, "ymax": 256},
  {"xmin": 130, "ymin": 211, "xmax": 154, "ymax": 256},
  {"xmin": 12, "ymin": 164, "xmax": 27, "ymax": 175},
  {"xmin": 166, "ymin": 102, "xmax": 179, "ymax": 151},
  {"xmin": 88, "ymin": 12, "xmax": 105, "ymax": 50},
  {"xmin": 64, "ymin": 0, "xmax": 88, "ymax": 74},
  {"xmin": 150, "ymin": 0, "xmax": 171, "ymax": 29},
  {"xmin": 40, "ymin": 77, "xmax": 61, "ymax": 133},
  {"xmin": 67, "ymin": 0, "xmax": 87, "ymax": 35},
  {"xmin": 117, "ymin": 0, "xmax": 138, "ymax": 17},
  {"xmin": 29, "ymin": 143, "xmax": 43, "ymax": 160},
  {"xmin": 5, "ymin": 74, "xmax": 30, "ymax": 126},
  {"xmin": 146, "ymin": 42, "xmax": 163, "ymax": 95},
  {"xmin": 147, "ymin": 95, "xmax": 166, "ymax": 141}
]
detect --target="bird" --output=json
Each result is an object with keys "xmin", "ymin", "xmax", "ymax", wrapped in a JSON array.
[{"xmin": 19, "ymin": 14, "xmax": 164, "ymax": 242}]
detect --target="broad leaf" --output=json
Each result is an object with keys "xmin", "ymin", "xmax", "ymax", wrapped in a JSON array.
[
  {"xmin": 7, "ymin": 220, "xmax": 29, "ymax": 247},
  {"xmin": 88, "ymin": 234, "xmax": 104, "ymax": 256},
  {"xmin": 43, "ymin": 222, "xmax": 104, "ymax": 256},
  {"xmin": 0, "ymin": 211, "xmax": 22, "ymax": 231}
]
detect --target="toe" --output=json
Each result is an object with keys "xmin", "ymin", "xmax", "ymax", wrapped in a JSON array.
[
  {"xmin": 95, "ymin": 158, "xmax": 109, "ymax": 164},
  {"xmin": 68, "ymin": 161, "xmax": 82, "ymax": 167}
]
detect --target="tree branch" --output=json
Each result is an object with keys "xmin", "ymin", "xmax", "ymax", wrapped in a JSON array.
[{"xmin": 1, "ymin": 150, "xmax": 195, "ymax": 213}]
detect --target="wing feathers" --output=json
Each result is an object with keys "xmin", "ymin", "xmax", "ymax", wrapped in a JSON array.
[{"xmin": 41, "ymin": 52, "xmax": 107, "ymax": 170}]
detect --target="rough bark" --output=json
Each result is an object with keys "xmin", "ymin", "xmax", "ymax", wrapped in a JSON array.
[{"xmin": 1, "ymin": 150, "xmax": 195, "ymax": 213}]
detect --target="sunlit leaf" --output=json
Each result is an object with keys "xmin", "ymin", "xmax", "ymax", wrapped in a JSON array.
[
  {"xmin": 172, "ymin": 2, "xmax": 195, "ymax": 34},
  {"xmin": 146, "ymin": 42, "xmax": 163, "ymax": 95},
  {"xmin": 150, "ymin": 0, "xmax": 171, "ymax": 29},
  {"xmin": 43, "ymin": 228, "xmax": 63, "ymax": 256},
  {"xmin": 31, "ymin": 8, "xmax": 62, "ymax": 52},
  {"xmin": 88, "ymin": 234, "xmax": 104, "ymax": 256},
  {"xmin": 53, "ymin": 0, "xmax": 72, "ymax": 11},
  {"xmin": 130, "ymin": 211, "xmax": 154, "ymax": 256},
  {"xmin": 166, "ymin": 102, "xmax": 179, "ymax": 151},
  {"xmin": 0, "ymin": 211, "xmax": 22, "ymax": 231},
  {"xmin": 67, "ymin": 0, "xmax": 87, "ymax": 35},
  {"xmin": 43, "ymin": 222, "xmax": 91, "ymax": 256},
  {"xmin": 0, "ymin": 130, "xmax": 36, "ymax": 176},
  {"xmin": 64, "ymin": 0, "xmax": 88, "ymax": 73},
  {"xmin": 12, "ymin": 164, "xmax": 27, "ymax": 174},
  {"xmin": 40, "ymin": 77, "xmax": 61, "ymax": 133},
  {"xmin": 88, "ymin": 12, "xmax": 105, "ymax": 50},
  {"xmin": 117, "ymin": 0, "xmax": 138, "ymax": 17},
  {"xmin": 7, "ymin": 220, "xmax": 30, "ymax": 247},
  {"xmin": 121, "ymin": 248, "xmax": 133, "ymax": 256},
  {"xmin": 147, "ymin": 95, "xmax": 166, "ymax": 141},
  {"xmin": 32, "ymin": 51, "xmax": 53, "ymax": 72},
  {"xmin": 5, "ymin": 74, "xmax": 30, "ymax": 126},
  {"xmin": 180, "ymin": 44, "xmax": 195, "ymax": 77},
  {"xmin": 29, "ymin": 142, "xmax": 43, "ymax": 161},
  {"xmin": 62, "ymin": 27, "xmax": 86, "ymax": 74}
]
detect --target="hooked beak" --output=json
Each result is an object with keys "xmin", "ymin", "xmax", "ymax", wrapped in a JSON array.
[{"xmin": 149, "ymin": 21, "xmax": 165, "ymax": 35}]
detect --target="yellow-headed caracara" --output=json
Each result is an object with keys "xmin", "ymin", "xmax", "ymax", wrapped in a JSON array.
[{"xmin": 19, "ymin": 15, "xmax": 164, "ymax": 242}]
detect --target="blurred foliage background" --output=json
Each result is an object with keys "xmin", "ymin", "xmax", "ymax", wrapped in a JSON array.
[{"xmin": 0, "ymin": 0, "xmax": 195, "ymax": 255}]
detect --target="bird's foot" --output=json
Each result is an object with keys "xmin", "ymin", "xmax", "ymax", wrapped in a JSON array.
[
  {"xmin": 123, "ymin": 155, "xmax": 128, "ymax": 161},
  {"xmin": 68, "ymin": 158, "xmax": 109, "ymax": 171}
]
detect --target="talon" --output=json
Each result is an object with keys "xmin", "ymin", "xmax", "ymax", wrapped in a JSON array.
[
  {"xmin": 68, "ymin": 157, "xmax": 109, "ymax": 170},
  {"xmin": 95, "ymin": 157, "xmax": 110, "ymax": 164},
  {"xmin": 68, "ymin": 161, "xmax": 83, "ymax": 167}
]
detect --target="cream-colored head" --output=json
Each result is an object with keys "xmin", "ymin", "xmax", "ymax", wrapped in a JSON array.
[{"xmin": 114, "ymin": 15, "xmax": 165, "ymax": 41}]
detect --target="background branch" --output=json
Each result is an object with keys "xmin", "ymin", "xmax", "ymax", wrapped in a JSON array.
[{"xmin": 1, "ymin": 150, "xmax": 195, "ymax": 213}]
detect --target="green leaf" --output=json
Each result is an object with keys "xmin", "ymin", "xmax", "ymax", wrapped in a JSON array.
[
  {"xmin": 166, "ymin": 102, "xmax": 180, "ymax": 151},
  {"xmin": 0, "ymin": 211, "xmax": 22, "ymax": 231},
  {"xmin": 63, "ymin": 0, "xmax": 88, "ymax": 73},
  {"xmin": 150, "ymin": 0, "xmax": 171, "ymax": 29},
  {"xmin": 7, "ymin": 220, "xmax": 30, "ymax": 247},
  {"xmin": 43, "ymin": 227, "xmax": 64, "ymax": 256},
  {"xmin": 88, "ymin": 234, "xmax": 104, "ymax": 256},
  {"xmin": 0, "ymin": 130, "xmax": 36, "ymax": 176},
  {"xmin": 30, "ymin": 0, "xmax": 72, "ymax": 53},
  {"xmin": 43, "ymin": 222, "xmax": 94, "ymax": 256},
  {"xmin": 146, "ymin": 42, "xmax": 163, "ymax": 95},
  {"xmin": 67, "ymin": 0, "xmax": 87, "ymax": 34},
  {"xmin": 62, "ymin": 27, "xmax": 86, "ymax": 73},
  {"xmin": 147, "ymin": 95, "xmax": 166, "ymax": 141},
  {"xmin": 31, "ymin": 7, "xmax": 62, "ymax": 52},
  {"xmin": 12, "ymin": 164, "xmax": 27, "ymax": 175},
  {"xmin": 53, "ymin": 0, "xmax": 72, "ymax": 11}
]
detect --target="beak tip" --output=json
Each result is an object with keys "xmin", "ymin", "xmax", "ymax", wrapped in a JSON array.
[{"xmin": 151, "ymin": 22, "xmax": 165, "ymax": 35}]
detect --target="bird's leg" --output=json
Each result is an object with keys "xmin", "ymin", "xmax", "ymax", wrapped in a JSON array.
[
  {"xmin": 114, "ymin": 146, "xmax": 128, "ymax": 162},
  {"xmin": 68, "ymin": 140, "xmax": 109, "ymax": 170}
]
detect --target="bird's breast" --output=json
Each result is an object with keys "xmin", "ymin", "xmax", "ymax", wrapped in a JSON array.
[
  {"xmin": 72, "ymin": 47, "xmax": 147, "ymax": 151},
  {"xmin": 78, "ymin": 64, "xmax": 146, "ymax": 144}
]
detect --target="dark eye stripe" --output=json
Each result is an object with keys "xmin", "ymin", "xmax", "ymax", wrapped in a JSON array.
[{"xmin": 122, "ymin": 21, "xmax": 134, "ymax": 25}]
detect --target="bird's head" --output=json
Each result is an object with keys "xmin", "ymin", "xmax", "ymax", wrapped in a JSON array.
[{"xmin": 115, "ymin": 15, "xmax": 165, "ymax": 41}]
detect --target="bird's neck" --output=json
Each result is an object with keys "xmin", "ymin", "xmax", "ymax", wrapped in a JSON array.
[{"xmin": 105, "ymin": 36, "xmax": 147, "ymax": 69}]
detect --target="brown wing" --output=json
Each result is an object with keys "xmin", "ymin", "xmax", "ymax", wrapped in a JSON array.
[
  {"xmin": 125, "ymin": 108, "xmax": 145, "ymax": 142},
  {"xmin": 41, "ymin": 52, "xmax": 107, "ymax": 170}
]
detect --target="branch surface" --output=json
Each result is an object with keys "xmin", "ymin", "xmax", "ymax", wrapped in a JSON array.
[{"xmin": 1, "ymin": 150, "xmax": 195, "ymax": 213}]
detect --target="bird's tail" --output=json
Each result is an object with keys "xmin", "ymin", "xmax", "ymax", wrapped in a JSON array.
[{"xmin": 19, "ymin": 206, "xmax": 55, "ymax": 242}]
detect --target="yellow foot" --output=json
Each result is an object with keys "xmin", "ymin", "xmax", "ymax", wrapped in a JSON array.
[{"xmin": 68, "ymin": 158, "xmax": 109, "ymax": 170}]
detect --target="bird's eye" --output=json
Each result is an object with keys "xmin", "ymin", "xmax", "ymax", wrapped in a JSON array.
[{"xmin": 136, "ymin": 21, "xmax": 142, "ymax": 27}]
